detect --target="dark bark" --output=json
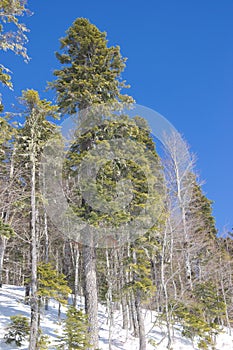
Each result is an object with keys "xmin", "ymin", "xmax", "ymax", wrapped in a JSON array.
[
  {"xmin": 25, "ymin": 284, "xmax": 30, "ymax": 304},
  {"xmin": 135, "ymin": 291, "xmax": 146, "ymax": 350},
  {"xmin": 129, "ymin": 292, "xmax": 139, "ymax": 337}
]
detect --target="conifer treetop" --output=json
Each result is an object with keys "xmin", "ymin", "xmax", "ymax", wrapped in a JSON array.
[{"xmin": 51, "ymin": 17, "xmax": 134, "ymax": 113}]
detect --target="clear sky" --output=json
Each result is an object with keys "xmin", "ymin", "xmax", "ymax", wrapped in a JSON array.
[{"xmin": 1, "ymin": 0, "xmax": 233, "ymax": 234}]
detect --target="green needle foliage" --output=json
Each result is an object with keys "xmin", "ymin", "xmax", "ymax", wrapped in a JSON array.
[
  {"xmin": 50, "ymin": 17, "xmax": 134, "ymax": 113},
  {"xmin": 56, "ymin": 306, "xmax": 91, "ymax": 350},
  {"xmin": 65, "ymin": 115, "xmax": 163, "ymax": 228},
  {"xmin": 4, "ymin": 315, "xmax": 30, "ymax": 347},
  {"xmin": 51, "ymin": 17, "xmax": 136, "ymax": 349},
  {"xmin": 173, "ymin": 301, "xmax": 214, "ymax": 349},
  {"xmin": 172, "ymin": 281, "xmax": 225, "ymax": 349},
  {"xmin": 37, "ymin": 262, "xmax": 72, "ymax": 305},
  {"xmin": 194, "ymin": 281, "xmax": 226, "ymax": 324},
  {"xmin": 0, "ymin": 218, "xmax": 14, "ymax": 238},
  {"xmin": 186, "ymin": 176, "xmax": 217, "ymax": 240},
  {"xmin": 36, "ymin": 329, "xmax": 51, "ymax": 350},
  {"xmin": 0, "ymin": 114, "xmax": 16, "ymax": 170}
]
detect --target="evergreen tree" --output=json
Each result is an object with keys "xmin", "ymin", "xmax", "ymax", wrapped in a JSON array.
[
  {"xmin": 51, "ymin": 18, "xmax": 134, "ymax": 349},
  {"xmin": 4, "ymin": 315, "xmax": 30, "ymax": 347},
  {"xmin": 56, "ymin": 306, "xmax": 91, "ymax": 350},
  {"xmin": 194, "ymin": 281, "xmax": 226, "ymax": 325},
  {"xmin": 37, "ymin": 262, "xmax": 71, "ymax": 315},
  {"xmin": 184, "ymin": 175, "xmax": 217, "ymax": 283},
  {"xmin": 64, "ymin": 113, "xmax": 164, "ymax": 350},
  {"xmin": 172, "ymin": 281, "xmax": 225, "ymax": 350},
  {"xmin": 50, "ymin": 17, "xmax": 133, "ymax": 113},
  {"xmin": 36, "ymin": 333, "xmax": 51, "ymax": 350}
]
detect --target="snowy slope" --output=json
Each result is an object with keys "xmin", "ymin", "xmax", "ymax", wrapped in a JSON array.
[{"xmin": 0, "ymin": 285, "xmax": 232, "ymax": 349}]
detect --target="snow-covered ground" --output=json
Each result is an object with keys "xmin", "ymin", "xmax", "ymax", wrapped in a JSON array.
[{"xmin": 0, "ymin": 285, "xmax": 232, "ymax": 349}]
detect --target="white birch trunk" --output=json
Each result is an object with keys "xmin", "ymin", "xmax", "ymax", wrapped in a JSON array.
[{"xmin": 0, "ymin": 236, "xmax": 6, "ymax": 287}]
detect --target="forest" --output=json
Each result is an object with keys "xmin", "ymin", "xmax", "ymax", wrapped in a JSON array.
[{"xmin": 0, "ymin": 1, "xmax": 233, "ymax": 350}]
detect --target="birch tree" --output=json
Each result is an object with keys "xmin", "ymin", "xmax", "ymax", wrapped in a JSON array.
[{"xmin": 162, "ymin": 131, "xmax": 195, "ymax": 290}]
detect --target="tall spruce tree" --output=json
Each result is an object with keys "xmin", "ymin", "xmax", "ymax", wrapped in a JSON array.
[
  {"xmin": 50, "ymin": 18, "xmax": 134, "ymax": 350},
  {"xmin": 64, "ymin": 116, "xmax": 164, "ymax": 350},
  {"xmin": 50, "ymin": 18, "xmax": 133, "ymax": 113},
  {"xmin": 185, "ymin": 175, "xmax": 217, "ymax": 282}
]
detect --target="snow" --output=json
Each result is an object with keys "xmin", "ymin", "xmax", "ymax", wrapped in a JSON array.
[{"xmin": 0, "ymin": 285, "xmax": 232, "ymax": 349}]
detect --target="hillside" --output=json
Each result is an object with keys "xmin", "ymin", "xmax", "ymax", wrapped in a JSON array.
[{"xmin": 0, "ymin": 285, "xmax": 232, "ymax": 350}]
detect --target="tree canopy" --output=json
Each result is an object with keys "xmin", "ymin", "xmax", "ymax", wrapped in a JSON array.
[{"xmin": 50, "ymin": 18, "xmax": 134, "ymax": 113}]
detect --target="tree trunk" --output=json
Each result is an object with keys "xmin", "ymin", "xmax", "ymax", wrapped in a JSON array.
[
  {"xmin": 82, "ymin": 230, "xmax": 99, "ymax": 350},
  {"xmin": 122, "ymin": 294, "xmax": 129, "ymax": 330},
  {"xmin": 118, "ymin": 248, "xmax": 129, "ymax": 330},
  {"xmin": 0, "ymin": 149, "xmax": 15, "ymax": 288},
  {"xmin": 44, "ymin": 211, "xmax": 49, "ymax": 263},
  {"xmin": 106, "ymin": 249, "xmax": 113, "ymax": 350},
  {"xmin": 25, "ymin": 284, "xmax": 30, "ymax": 304},
  {"xmin": 132, "ymin": 249, "xmax": 146, "ymax": 350},
  {"xmin": 74, "ymin": 246, "xmax": 80, "ymax": 309},
  {"xmin": 63, "ymin": 240, "xmax": 72, "ymax": 278},
  {"xmin": 29, "ymin": 135, "xmax": 39, "ymax": 350},
  {"xmin": 0, "ymin": 236, "xmax": 6, "ymax": 287},
  {"xmin": 58, "ymin": 302, "xmax": 61, "ymax": 321},
  {"xmin": 129, "ymin": 291, "xmax": 139, "ymax": 337},
  {"xmin": 44, "ymin": 209, "xmax": 49, "ymax": 311},
  {"xmin": 161, "ymin": 223, "xmax": 172, "ymax": 349},
  {"xmin": 135, "ymin": 291, "xmax": 146, "ymax": 350}
]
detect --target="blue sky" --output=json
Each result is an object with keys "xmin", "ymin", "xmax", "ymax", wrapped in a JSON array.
[{"xmin": 1, "ymin": 0, "xmax": 233, "ymax": 233}]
